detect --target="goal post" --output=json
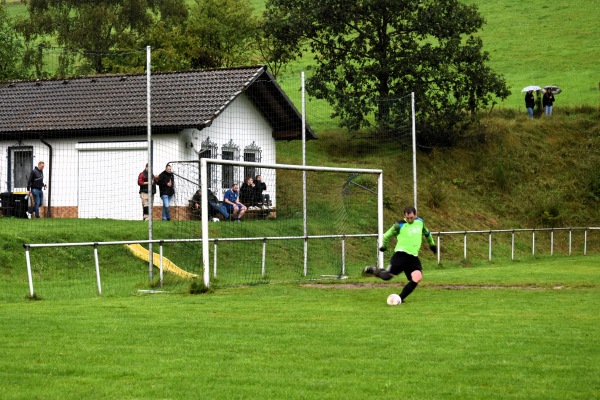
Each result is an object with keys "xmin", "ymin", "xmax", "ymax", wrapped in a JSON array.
[{"xmin": 199, "ymin": 158, "xmax": 384, "ymax": 288}]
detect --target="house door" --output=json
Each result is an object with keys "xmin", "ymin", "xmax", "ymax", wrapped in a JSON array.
[{"xmin": 78, "ymin": 149, "xmax": 146, "ymax": 220}]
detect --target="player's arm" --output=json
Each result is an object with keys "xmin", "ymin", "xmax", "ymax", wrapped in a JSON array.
[
  {"xmin": 380, "ymin": 224, "xmax": 400, "ymax": 251},
  {"xmin": 422, "ymin": 223, "xmax": 437, "ymax": 254}
]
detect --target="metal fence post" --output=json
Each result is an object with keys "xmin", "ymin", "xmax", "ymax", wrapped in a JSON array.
[
  {"xmin": 569, "ymin": 228, "xmax": 572, "ymax": 255},
  {"xmin": 488, "ymin": 231, "xmax": 492, "ymax": 261},
  {"xmin": 93, "ymin": 243, "xmax": 102, "ymax": 295},
  {"xmin": 262, "ymin": 238, "xmax": 267, "ymax": 278},
  {"xmin": 511, "ymin": 230, "xmax": 515, "ymax": 261}
]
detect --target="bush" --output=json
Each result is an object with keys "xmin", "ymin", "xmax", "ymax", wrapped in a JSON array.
[{"xmin": 527, "ymin": 190, "xmax": 565, "ymax": 227}]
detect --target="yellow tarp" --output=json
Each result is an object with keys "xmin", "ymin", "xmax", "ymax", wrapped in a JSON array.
[{"xmin": 125, "ymin": 243, "xmax": 198, "ymax": 279}]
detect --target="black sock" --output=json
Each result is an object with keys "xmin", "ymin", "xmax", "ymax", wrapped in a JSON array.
[
  {"xmin": 143, "ymin": 206, "xmax": 148, "ymax": 215},
  {"xmin": 399, "ymin": 280, "xmax": 418, "ymax": 301},
  {"xmin": 374, "ymin": 269, "xmax": 393, "ymax": 281}
]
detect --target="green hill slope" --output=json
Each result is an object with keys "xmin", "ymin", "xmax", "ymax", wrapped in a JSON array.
[{"xmin": 277, "ymin": 108, "xmax": 600, "ymax": 232}]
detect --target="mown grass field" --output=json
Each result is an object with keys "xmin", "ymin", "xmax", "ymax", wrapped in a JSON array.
[
  {"xmin": 1, "ymin": 1, "xmax": 599, "ymax": 398},
  {"xmin": 1, "ymin": 256, "xmax": 599, "ymax": 399}
]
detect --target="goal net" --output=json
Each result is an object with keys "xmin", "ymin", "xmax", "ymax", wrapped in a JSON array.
[{"xmin": 164, "ymin": 159, "xmax": 384, "ymax": 289}]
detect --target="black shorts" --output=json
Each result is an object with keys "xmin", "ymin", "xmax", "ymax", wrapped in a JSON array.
[{"xmin": 389, "ymin": 251, "xmax": 422, "ymax": 281}]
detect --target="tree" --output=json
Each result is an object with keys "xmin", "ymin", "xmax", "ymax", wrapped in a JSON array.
[
  {"xmin": 15, "ymin": 0, "xmax": 188, "ymax": 74},
  {"xmin": 254, "ymin": 21, "xmax": 299, "ymax": 78},
  {"xmin": 185, "ymin": 0, "xmax": 259, "ymax": 69},
  {"xmin": 263, "ymin": 0, "xmax": 510, "ymax": 146},
  {"xmin": 0, "ymin": 5, "xmax": 25, "ymax": 80}
]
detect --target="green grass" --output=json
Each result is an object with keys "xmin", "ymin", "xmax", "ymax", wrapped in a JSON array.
[
  {"xmin": 463, "ymin": 0, "xmax": 600, "ymax": 109},
  {"xmin": 1, "ymin": 256, "xmax": 599, "ymax": 399},
  {"xmin": 1, "ymin": 2, "xmax": 599, "ymax": 395}
]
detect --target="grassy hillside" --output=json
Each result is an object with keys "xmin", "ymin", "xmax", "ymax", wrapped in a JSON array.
[
  {"xmin": 274, "ymin": 0, "xmax": 600, "ymax": 109},
  {"xmin": 4, "ymin": 0, "xmax": 599, "ymax": 108},
  {"xmin": 276, "ymin": 107, "xmax": 600, "ymax": 232},
  {"xmin": 464, "ymin": 0, "xmax": 600, "ymax": 109}
]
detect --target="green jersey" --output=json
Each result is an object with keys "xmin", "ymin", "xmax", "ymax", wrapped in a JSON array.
[{"xmin": 382, "ymin": 217, "xmax": 435, "ymax": 257}]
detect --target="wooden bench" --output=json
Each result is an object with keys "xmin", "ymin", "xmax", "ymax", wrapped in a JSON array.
[
  {"xmin": 188, "ymin": 199, "xmax": 275, "ymax": 220},
  {"xmin": 243, "ymin": 206, "xmax": 276, "ymax": 220}
]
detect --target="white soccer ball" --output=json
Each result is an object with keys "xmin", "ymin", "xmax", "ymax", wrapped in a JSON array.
[{"xmin": 387, "ymin": 293, "xmax": 402, "ymax": 306}]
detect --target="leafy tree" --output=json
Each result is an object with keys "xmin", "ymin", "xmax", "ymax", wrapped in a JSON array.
[
  {"xmin": 254, "ymin": 18, "xmax": 301, "ymax": 78},
  {"xmin": 185, "ymin": 0, "xmax": 259, "ymax": 68},
  {"xmin": 15, "ymin": 0, "xmax": 188, "ymax": 74},
  {"xmin": 263, "ymin": 0, "xmax": 510, "ymax": 146},
  {"xmin": 0, "ymin": 5, "xmax": 25, "ymax": 80}
]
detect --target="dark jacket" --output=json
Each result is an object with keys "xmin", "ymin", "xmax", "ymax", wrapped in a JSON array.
[
  {"xmin": 525, "ymin": 92, "xmax": 535, "ymax": 108},
  {"xmin": 254, "ymin": 179, "xmax": 267, "ymax": 203},
  {"xmin": 192, "ymin": 190, "xmax": 220, "ymax": 206},
  {"xmin": 138, "ymin": 170, "xmax": 156, "ymax": 194},
  {"xmin": 543, "ymin": 92, "xmax": 555, "ymax": 107},
  {"xmin": 239, "ymin": 182, "xmax": 255, "ymax": 205},
  {"xmin": 157, "ymin": 171, "xmax": 175, "ymax": 196},
  {"xmin": 27, "ymin": 166, "xmax": 44, "ymax": 190}
]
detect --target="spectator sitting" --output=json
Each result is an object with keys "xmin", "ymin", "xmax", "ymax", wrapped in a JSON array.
[
  {"xmin": 223, "ymin": 183, "xmax": 247, "ymax": 222},
  {"xmin": 240, "ymin": 177, "xmax": 260, "ymax": 210},
  {"xmin": 191, "ymin": 189, "xmax": 229, "ymax": 221},
  {"xmin": 254, "ymin": 174, "xmax": 270, "ymax": 210}
]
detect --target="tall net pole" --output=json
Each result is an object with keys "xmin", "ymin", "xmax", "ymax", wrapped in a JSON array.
[
  {"xmin": 411, "ymin": 92, "xmax": 418, "ymax": 211},
  {"xmin": 146, "ymin": 45, "xmax": 153, "ymax": 282},
  {"xmin": 302, "ymin": 72, "xmax": 308, "ymax": 276}
]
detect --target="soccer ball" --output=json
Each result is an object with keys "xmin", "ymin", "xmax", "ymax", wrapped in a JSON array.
[{"xmin": 387, "ymin": 293, "xmax": 402, "ymax": 306}]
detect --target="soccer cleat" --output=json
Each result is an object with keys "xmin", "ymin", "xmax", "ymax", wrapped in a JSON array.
[
  {"xmin": 362, "ymin": 265, "xmax": 376, "ymax": 276},
  {"xmin": 26, "ymin": 211, "xmax": 31, "ymax": 219}
]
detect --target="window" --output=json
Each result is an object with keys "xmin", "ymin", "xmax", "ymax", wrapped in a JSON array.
[
  {"xmin": 221, "ymin": 140, "xmax": 240, "ymax": 189},
  {"xmin": 243, "ymin": 141, "xmax": 262, "ymax": 180},
  {"xmin": 9, "ymin": 147, "xmax": 33, "ymax": 191},
  {"xmin": 222, "ymin": 150, "xmax": 234, "ymax": 188},
  {"xmin": 200, "ymin": 137, "xmax": 218, "ymax": 188}
]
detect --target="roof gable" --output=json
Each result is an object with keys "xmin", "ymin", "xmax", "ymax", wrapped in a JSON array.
[{"xmin": 0, "ymin": 66, "xmax": 315, "ymax": 140}]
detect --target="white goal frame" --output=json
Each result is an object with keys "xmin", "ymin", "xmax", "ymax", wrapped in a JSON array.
[{"xmin": 200, "ymin": 159, "xmax": 384, "ymax": 287}]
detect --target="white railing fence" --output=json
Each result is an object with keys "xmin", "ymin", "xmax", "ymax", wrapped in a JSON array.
[
  {"xmin": 23, "ymin": 227, "xmax": 599, "ymax": 297},
  {"xmin": 432, "ymin": 227, "xmax": 599, "ymax": 264}
]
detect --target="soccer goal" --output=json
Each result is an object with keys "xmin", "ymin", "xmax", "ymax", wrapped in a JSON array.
[{"xmin": 167, "ymin": 159, "xmax": 385, "ymax": 288}]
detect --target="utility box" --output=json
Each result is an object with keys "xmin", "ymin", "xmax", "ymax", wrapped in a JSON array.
[{"xmin": 0, "ymin": 192, "xmax": 28, "ymax": 218}]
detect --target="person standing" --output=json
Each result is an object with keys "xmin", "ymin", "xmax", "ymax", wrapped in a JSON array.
[
  {"xmin": 26, "ymin": 161, "xmax": 46, "ymax": 219},
  {"xmin": 157, "ymin": 163, "xmax": 175, "ymax": 221},
  {"xmin": 525, "ymin": 90, "xmax": 535, "ymax": 119},
  {"xmin": 223, "ymin": 183, "xmax": 247, "ymax": 222},
  {"xmin": 543, "ymin": 89, "xmax": 555, "ymax": 116},
  {"xmin": 138, "ymin": 163, "xmax": 157, "ymax": 221},
  {"xmin": 363, "ymin": 206, "xmax": 437, "ymax": 304},
  {"xmin": 254, "ymin": 174, "xmax": 270, "ymax": 209}
]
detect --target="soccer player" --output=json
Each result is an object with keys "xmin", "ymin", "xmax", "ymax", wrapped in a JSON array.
[{"xmin": 363, "ymin": 206, "xmax": 437, "ymax": 303}]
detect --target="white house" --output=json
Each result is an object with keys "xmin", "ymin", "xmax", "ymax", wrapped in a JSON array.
[{"xmin": 0, "ymin": 66, "xmax": 315, "ymax": 220}]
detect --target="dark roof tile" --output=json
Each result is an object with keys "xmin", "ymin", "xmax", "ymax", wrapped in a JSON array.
[{"xmin": 0, "ymin": 66, "xmax": 315, "ymax": 140}]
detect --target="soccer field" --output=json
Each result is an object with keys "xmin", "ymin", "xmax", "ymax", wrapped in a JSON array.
[{"xmin": 1, "ymin": 256, "xmax": 599, "ymax": 399}]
